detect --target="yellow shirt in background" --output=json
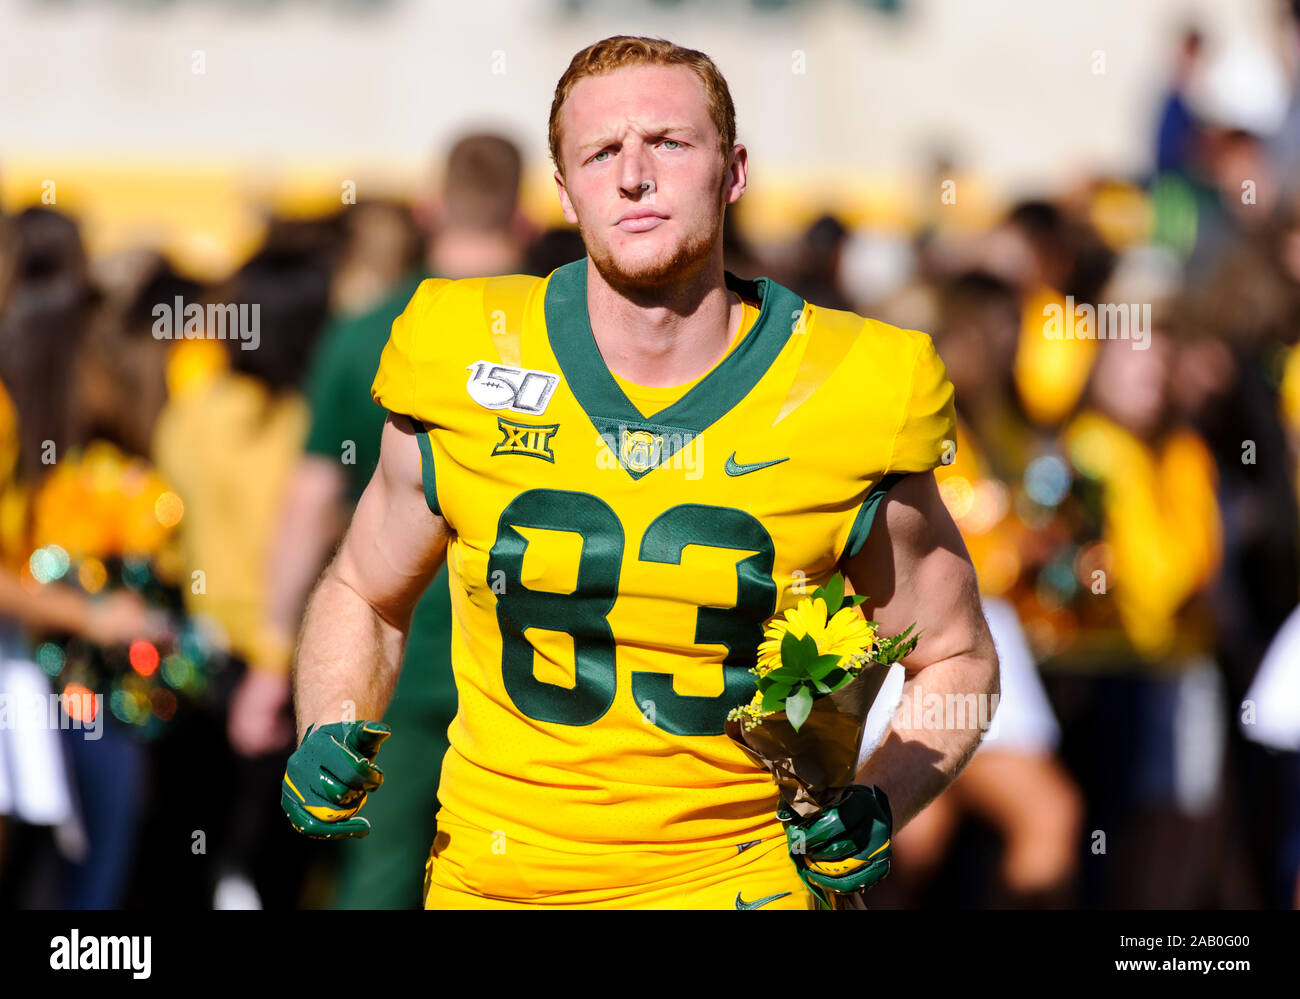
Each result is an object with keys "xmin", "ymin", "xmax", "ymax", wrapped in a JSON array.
[
  {"xmin": 1014, "ymin": 285, "xmax": 1099, "ymax": 428},
  {"xmin": 1063, "ymin": 411, "xmax": 1220, "ymax": 659},
  {"xmin": 153, "ymin": 372, "xmax": 307, "ymax": 671}
]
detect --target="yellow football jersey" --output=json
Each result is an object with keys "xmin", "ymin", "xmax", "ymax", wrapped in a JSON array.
[{"xmin": 370, "ymin": 259, "xmax": 956, "ymax": 904}]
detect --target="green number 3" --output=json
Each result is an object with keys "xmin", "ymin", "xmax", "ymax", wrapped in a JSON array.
[{"xmin": 488, "ymin": 489, "xmax": 777, "ymax": 736}]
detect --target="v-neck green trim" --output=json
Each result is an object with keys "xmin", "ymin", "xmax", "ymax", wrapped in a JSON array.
[{"xmin": 543, "ymin": 258, "xmax": 805, "ymax": 479}]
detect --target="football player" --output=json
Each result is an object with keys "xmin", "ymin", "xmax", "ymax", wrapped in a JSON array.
[{"xmin": 283, "ymin": 35, "xmax": 999, "ymax": 909}]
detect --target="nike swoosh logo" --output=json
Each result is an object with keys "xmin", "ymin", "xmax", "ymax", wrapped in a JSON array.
[
  {"xmin": 725, "ymin": 453, "xmax": 789, "ymax": 476},
  {"xmin": 735, "ymin": 890, "xmax": 792, "ymax": 910},
  {"xmin": 735, "ymin": 839, "xmax": 762, "ymax": 854}
]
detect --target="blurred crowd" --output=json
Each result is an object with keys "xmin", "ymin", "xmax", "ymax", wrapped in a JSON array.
[{"xmin": 2, "ymin": 15, "xmax": 1300, "ymax": 910}]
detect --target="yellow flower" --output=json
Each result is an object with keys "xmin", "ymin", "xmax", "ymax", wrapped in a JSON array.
[
  {"xmin": 755, "ymin": 596, "xmax": 877, "ymax": 676},
  {"xmin": 727, "ymin": 583, "xmax": 883, "ymax": 731}
]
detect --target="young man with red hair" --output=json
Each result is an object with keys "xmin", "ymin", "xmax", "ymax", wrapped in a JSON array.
[{"xmin": 283, "ymin": 35, "xmax": 998, "ymax": 910}]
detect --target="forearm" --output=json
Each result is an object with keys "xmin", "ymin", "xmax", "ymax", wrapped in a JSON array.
[
  {"xmin": 289, "ymin": 412, "xmax": 450, "ymax": 741},
  {"xmin": 856, "ymin": 646, "xmax": 999, "ymax": 830},
  {"xmin": 291, "ymin": 565, "xmax": 410, "ymax": 741},
  {"xmin": 262, "ymin": 461, "xmax": 348, "ymax": 673},
  {"xmin": 0, "ymin": 569, "xmax": 91, "ymax": 637},
  {"xmin": 270, "ymin": 518, "xmax": 340, "ymax": 644}
]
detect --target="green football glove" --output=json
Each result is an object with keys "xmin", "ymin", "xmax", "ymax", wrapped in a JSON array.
[
  {"xmin": 281, "ymin": 720, "xmax": 391, "ymax": 839},
  {"xmin": 781, "ymin": 784, "xmax": 893, "ymax": 908}
]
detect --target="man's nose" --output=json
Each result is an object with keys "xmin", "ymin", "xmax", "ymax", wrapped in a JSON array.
[{"xmin": 619, "ymin": 142, "xmax": 653, "ymax": 196}]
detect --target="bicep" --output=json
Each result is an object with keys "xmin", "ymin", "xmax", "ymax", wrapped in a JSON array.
[
  {"xmin": 840, "ymin": 471, "xmax": 992, "ymax": 676},
  {"xmin": 331, "ymin": 413, "xmax": 451, "ymax": 625}
]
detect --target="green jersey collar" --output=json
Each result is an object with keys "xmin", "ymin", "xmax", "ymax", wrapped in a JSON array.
[{"xmin": 543, "ymin": 257, "xmax": 805, "ymax": 478}]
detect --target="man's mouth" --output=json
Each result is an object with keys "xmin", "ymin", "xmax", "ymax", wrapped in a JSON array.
[{"xmin": 617, "ymin": 211, "xmax": 668, "ymax": 233}]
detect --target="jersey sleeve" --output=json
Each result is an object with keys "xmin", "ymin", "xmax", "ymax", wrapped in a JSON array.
[
  {"xmin": 370, "ymin": 277, "xmax": 453, "ymax": 424},
  {"xmin": 840, "ymin": 329, "xmax": 957, "ymax": 561},
  {"xmin": 885, "ymin": 330, "xmax": 957, "ymax": 476}
]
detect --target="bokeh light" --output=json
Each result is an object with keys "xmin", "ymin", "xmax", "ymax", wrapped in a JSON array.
[
  {"xmin": 129, "ymin": 639, "xmax": 160, "ymax": 676},
  {"xmin": 154, "ymin": 490, "xmax": 184, "ymax": 528}
]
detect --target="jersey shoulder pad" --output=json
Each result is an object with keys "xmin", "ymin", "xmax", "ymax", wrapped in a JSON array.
[
  {"xmin": 853, "ymin": 316, "xmax": 957, "ymax": 476},
  {"xmin": 370, "ymin": 274, "xmax": 544, "ymax": 425},
  {"xmin": 834, "ymin": 317, "xmax": 957, "ymax": 561},
  {"xmin": 370, "ymin": 277, "xmax": 453, "ymax": 424}
]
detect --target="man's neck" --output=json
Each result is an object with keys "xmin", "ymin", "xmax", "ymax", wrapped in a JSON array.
[
  {"xmin": 428, "ymin": 229, "xmax": 521, "ymax": 280},
  {"xmin": 586, "ymin": 257, "xmax": 743, "ymax": 389}
]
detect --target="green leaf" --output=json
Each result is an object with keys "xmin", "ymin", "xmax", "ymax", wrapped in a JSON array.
[
  {"xmin": 786, "ymin": 687, "xmax": 814, "ymax": 732},
  {"xmin": 779, "ymin": 629, "xmax": 806, "ymax": 670},
  {"xmin": 807, "ymin": 653, "xmax": 844, "ymax": 680},
  {"xmin": 762, "ymin": 683, "xmax": 792, "ymax": 713},
  {"xmin": 874, "ymin": 622, "xmax": 920, "ymax": 664},
  {"xmin": 779, "ymin": 630, "xmax": 818, "ymax": 671},
  {"xmin": 765, "ymin": 662, "xmax": 811, "ymax": 682},
  {"xmin": 810, "ymin": 585, "xmax": 826, "ymax": 605},
  {"xmin": 843, "ymin": 594, "xmax": 867, "ymax": 608},
  {"xmin": 824, "ymin": 668, "xmax": 853, "ymax": 692},
  {"xmin": 812, "ymin": 678, "xmax": 832, "ymax": 694},
  {"xmin": 822, "ymin": 574, "xmax": 845, "ymax": 615}
]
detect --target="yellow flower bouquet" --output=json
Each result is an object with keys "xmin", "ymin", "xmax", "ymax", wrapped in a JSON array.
[{"xmin": 724, "ymin": 573, "xmax": 917, "ymax": 907}]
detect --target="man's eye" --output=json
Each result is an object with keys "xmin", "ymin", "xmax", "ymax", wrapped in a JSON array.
[
  {"xmin": 660, "ymin": 139, "xmax": 681, "ymax": 150},
  {"xmin": 591, "ymin": 150, "xmax": 611, "ymax": 163}
]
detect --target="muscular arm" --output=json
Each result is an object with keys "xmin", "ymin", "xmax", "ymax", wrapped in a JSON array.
[
  {"xmin": 842, "ymin": 471, "xmax": 999, "ymax": 831},
  {"xmin": 292, "ymin": 413, "xmax": 451, "ymax": 740}
]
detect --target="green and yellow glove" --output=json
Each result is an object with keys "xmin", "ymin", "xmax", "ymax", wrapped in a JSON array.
[
  {"xmin": 281, "ymin": 720, "xmax": 391, "ymax": 839},
  {"xmin": 781, "ymin": 784, "xmax": 893, "ymax": 908}
]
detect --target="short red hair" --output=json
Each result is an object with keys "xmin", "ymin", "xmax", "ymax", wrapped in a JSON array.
[{"xmin": 548, "ymin": 35, "xmax": 737, "ymax": 177}]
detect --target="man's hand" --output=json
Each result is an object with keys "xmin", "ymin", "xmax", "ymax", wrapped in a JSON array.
[
  {"xmin": 85, "ymin": 590, "xmax": 170, "ymax": 646},
  {"xmin": 281, "ymin": 720, "xmax": 391, "ymax": 838},
  {"xmin": 228, "ymin": 669, "xmax": 294, "ymax": 758},
  {"xmin": 782, "ymin": 785, "xmax": 893, "ymax": 906}
]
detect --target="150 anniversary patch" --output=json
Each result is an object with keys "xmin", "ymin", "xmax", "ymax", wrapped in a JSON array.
[{"xmin": 466, "ymin": 361, "xmax": 560, "ymax": 415}]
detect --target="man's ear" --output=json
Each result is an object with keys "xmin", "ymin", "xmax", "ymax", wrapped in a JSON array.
[
  {"xmin": 555, "ymin": 169, "xmax": 579, "ymax": 225},
  {"xmin": 723, "ymin": 143, "xmax": 748, "ymax": 207}
]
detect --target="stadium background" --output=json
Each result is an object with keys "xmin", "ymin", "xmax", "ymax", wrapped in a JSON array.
[{"xmin": 1, "ymin": 0, "xmax": 1299, "ymax": 910}]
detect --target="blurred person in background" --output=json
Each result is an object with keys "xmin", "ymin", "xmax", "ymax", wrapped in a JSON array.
[
  {"xmin": 1152, "ymin": 24, "xmax": 1205, "ymax": 180},
  {"xmin": 524, "ymin": 225, "xmax": 587, "ymax": 278},
  {"xmin": 1042, "ymin": 325, "xmax": 1241, "ymax": 907},
  {"xmin": 426, "ymin": 132, "xmax": 531, "ymax": 278},
  {"xmin": 1178, "ymin": 35, "xmax": 1290, "ymax": 282},
  {"xmin": 783, "ymin": 213, "xmax": 853, "ymax": 312},
  {"xmin": 154, "ymin": 242, "xmax": 331, "ymax": 909},
  {"xmin": 328, "ymin": 200, "xmax": 424, "ymax": 318},
  {"xmin": 1186, "ymin": 216, "xmax": 1300, "ymax": 701},
  {"xmin": 1268, "ymin": 1, "xmax": 1300, "ymax": 195},
  {"xmin": 236, "ymin": 132, "xmax": 528, "ymax": 909},
  {"xmin": 982, "ymin": 200, "xmax": 1114, "ymax": 433},
  {"xmin": 0, "ymin": 210, "xmax": 192, "ymax": 909},
  {"xmin": 0, "ymin": 208, "xmax": 99, "ymax": 905},
  {"xmin": 1185, "ymin": 205, "xmax": 1300, "ymax": 909},
  {"xmin": 0, "ymin": 210, "xmax": 158, "ymax": 650}
]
